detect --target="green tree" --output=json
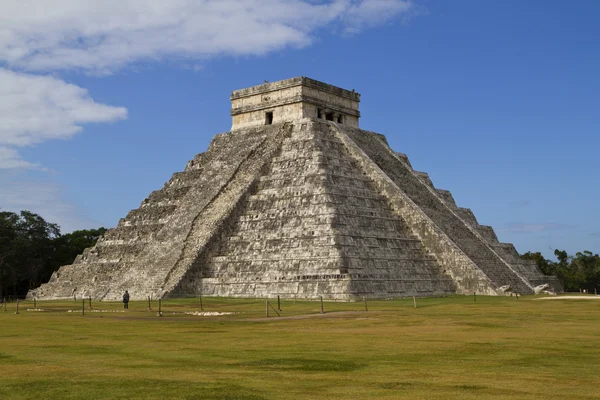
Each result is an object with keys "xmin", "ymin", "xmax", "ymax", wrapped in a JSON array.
[
  {"xmin": 553, "ymin": 249, "xmax": 580, "ymax": 291},
  {"xmin": 15, "ymin": 211, "xmax": 61, "ymax": 290},
  {"xmin": 571, "ymin": 251, "xmax": 600, "ymax": 291},
  {"xmin": 521, "ymin": 249, "xmax": 600, "ymax": 292},
  {"xmin": 0, "ymin": 211, "xmax": 61, "ymax": 296},
  {"xmin": 0, "ymin": 210, "xmax": 107, "ymax": 298},
  {"xmin": 0, "ymin": 211, "xmax": 20, "ymax": 298}
]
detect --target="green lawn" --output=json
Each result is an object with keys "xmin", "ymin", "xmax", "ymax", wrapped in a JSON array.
[{"xmin": 1, "ymin": 295, "xmax": 599, "ymax": 399}]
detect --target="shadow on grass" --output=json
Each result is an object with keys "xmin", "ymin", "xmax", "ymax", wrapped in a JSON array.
[
  {"xmin": 454, "ymin": 384, "xmax": 486, "ymax": 390},
  {"xmin": 378, "ymin": 381, "xmax": 418, "ymax": 390},
  {"xmin": 239, "ymin": 357, "xmax": 365, "ymax": 372}
]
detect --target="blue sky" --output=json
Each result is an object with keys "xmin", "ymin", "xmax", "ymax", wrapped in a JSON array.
[{"xmin": 0, "ymin": 0, "xmax": 598, "ymax": 259}]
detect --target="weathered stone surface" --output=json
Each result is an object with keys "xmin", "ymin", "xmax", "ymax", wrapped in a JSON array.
[{"xmin": 29, "ymin": 77, "xmax": 562, "ymax": 300}]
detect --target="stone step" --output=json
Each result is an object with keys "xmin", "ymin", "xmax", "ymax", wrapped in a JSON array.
[
  {"xmin": 454, "ymin": 207, "xmax": 479, "ymax": 226},
  {"xmin": 395, "ymin": 152, "xmax": 412, "ymax": 168},
  {"xmin": 414, "ymin": 171, "xmax": 434, "ymax": 188},
  {"xmin": 235, "ymin": 210, "xmax": 406, "ymax": 224},
  {"xmin": 147, "ymin": 186, "xmax": 191, "ymax": 203},
  {"xmin": 139, "ymin": 199, "xmax": 181, "ymax": 209},
  {"xmin": 165, "ymin": 168, "xmax": 230, "ymax": 188},
  {"xmin": 257, "ymin": 174, "xmax": 371, "ymax": 191},
  {"xmin": 229, "ymin": 221, "xmax": 413, "ymax": 238},
  {"xmin": 281, "ymin": 144, "xmax": 347, "ymax": 158},
  {"xmin": 245, "ymin": 197, "xmax": 390, "ymax": 213},
  {"xmin": 238, "ymin": 207, "xmax": 402, "ymax": 223},
  {"xmin": 125, "ymin": 204, "xmax": 178, "ymax": 223},
  {"xmin": 272, "ymin": 152, "xmax": 357, "ymax": 167},
  {"xmin": 435, "ymin": 189, "xmax": 456, "ymax": 206},
  {"xmin": 262, "ymin": 168, "xmax": 371, "ymax": 182},
  {"xmin": 218, "ymin": 236, "xmax": 424, "ymax": 253},
  {"xmin": 233, "ymin": 216, "xmax": 408, "ymax": 234},
  {"xmin": 104, "ymin": 223, "xmax": 165, "ymax": 241},
  {"xmin": 245, "ymin": 193, "xmax": 390, "ymax": 209},
  {"xmin": 239, "ymin": 201, "xmax": 393, "ymax": 217},
  {"xmin": 208, "ymin": 251, "xmax": 435, "ymax": 263},
  {"xmin": 95, "ymin": 243, "xmax": 147, "ymax": 259},
  {"xmin": 225, "ymin": 231, "xmax": 419, "ymax": 242},
  {"xmin": 476, "ymin": 225, "xmax": 499, "ymax": 243},
  {"xmin": 253, "ymin": 185, "xmax": 388, "ymax": 201}
]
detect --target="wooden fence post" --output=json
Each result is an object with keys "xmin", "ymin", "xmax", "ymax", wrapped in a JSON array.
[
  {"xmin": 82, "ymin": 298, "xmax": 85, "ymax": 315},
  {"xmin": 413, "ymin": 296, "xmax": 416, "ymax": 308},
  {"xmin": 320, "ymin": 296, "xmax": 324, "ymax": 314},
  {"xmin": 15, "ymin": 299, "xmax": 19, "ymax": 315},
  {"xmin": 363, "ymin": 296, "xmax": 368, "ymax": 312}
]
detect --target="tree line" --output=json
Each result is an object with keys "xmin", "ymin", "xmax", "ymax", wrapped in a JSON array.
[
  {"xmin": 521, "ymin": 250, "xmax": 600, "ymax": 292},
  {"xmin": 0, "ymin": 210, "xmax": 106, "ymax": 299}
]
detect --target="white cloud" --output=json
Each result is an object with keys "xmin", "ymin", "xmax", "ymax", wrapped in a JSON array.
[
  {"xmin": 0, "ymin": 68, "xmax": 127, "ymax": 168},
  {"xmin": 344, "ymin": 0, "xmax": 413, "ymax": 33},
  {"xmin": 0, "ymin": 0, "xmax": 414, "ymax": 74},
  {"xmin": 0, "ymin": 147, "xmax": 39, "ymax": 169}
]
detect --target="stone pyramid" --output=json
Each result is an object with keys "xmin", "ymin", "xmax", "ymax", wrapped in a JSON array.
[{"xmin": 30, "ymin": 77, "xmax": 562, "ymax": 301}]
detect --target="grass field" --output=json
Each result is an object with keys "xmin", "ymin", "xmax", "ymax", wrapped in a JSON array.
[{"xmin": 1, "ymin": 295, "xmax": 599, "ymax": 399}]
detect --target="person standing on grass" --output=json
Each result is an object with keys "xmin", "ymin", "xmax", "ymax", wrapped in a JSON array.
[{"xmin": 123, "ymin": 290, "xmax": 130, "ymax": 309}]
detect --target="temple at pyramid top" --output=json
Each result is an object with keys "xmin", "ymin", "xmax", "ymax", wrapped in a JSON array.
[{"xmin": 230, "ymin": 77, "xmax": 361, "ymax": 129}]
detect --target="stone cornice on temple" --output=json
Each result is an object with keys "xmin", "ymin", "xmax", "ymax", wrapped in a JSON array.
[{"xmin": 230, "ymin": 77, "xmax": 360, "ymax": 101}]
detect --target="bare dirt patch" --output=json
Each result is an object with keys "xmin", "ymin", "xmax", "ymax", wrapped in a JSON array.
[{"xmin": 536, "ymin": 296, "xmax": 600, "ymax": 300}]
